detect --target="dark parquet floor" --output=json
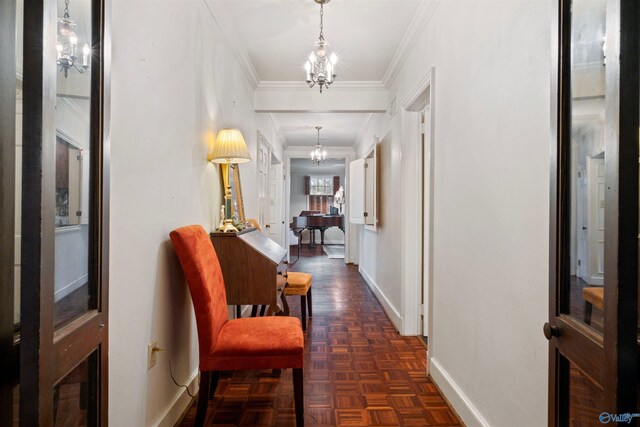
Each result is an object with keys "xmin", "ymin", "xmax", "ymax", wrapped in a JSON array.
[{"xmin": 180, "ymin": 245, "xmax": 462, "ymax": 426}]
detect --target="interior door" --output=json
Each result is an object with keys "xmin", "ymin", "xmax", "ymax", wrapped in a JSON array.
[
  {"xmin": 269, "ymin": 161, "xmax": 283, "ymax": 245},
  {"xmin": 547, "ymin": 0, "xmax": 638, "ymax": 424},
  {"xmin": 12, "ymin": 0, "xmax": 110, "ymax": 424},
  {"xmin": 257, "ymin": 133, "xmax": 270, "ymax": 235}
]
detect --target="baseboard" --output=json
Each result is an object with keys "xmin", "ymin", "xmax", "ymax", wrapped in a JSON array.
[
  {"xmin": 153, "ymin": 369, "xmax": 199, "ymax": 427},
  {"xmin": 358, "ymin": 266, "xmax": 402, "ymax": 331},
  {"xmin": 54, "ymin": 275, "xmax": 88, "ymax": 302},
  {"xmin": 429, "ymin": 357, "xmax": 490, "ymax": 427},
  {"xmin": 589, "ymin": 276, "xmax": 604, "ymax": 286}
]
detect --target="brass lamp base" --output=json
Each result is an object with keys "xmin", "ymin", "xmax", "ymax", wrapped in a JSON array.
[{"xmin": 218, "ymin": 219, "xmax": 238, "ymax": 233}]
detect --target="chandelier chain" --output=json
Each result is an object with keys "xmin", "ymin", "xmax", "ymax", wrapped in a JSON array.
[
  {"xmin": 319, "ymin": 4, "xmax": 324, "ymax": 41},
  {"xmin": 64, "ymin": 0, "xmax": 70, "ymax": 19}
]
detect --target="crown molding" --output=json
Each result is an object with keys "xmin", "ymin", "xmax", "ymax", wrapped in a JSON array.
[
  {"xmin": 256, "ymin": 80, "xmax": 387, "ymax": 91},
  {"xmin": 58, "ymin": 96, "xmax": 90, "ymax": 121},
  {"xmin": 202, "ymin": 0, "xmax": 260, "ymax": 89},
  {"xmin": 382, "ymin": 0, "xmax": 441, "ymax": 89}
]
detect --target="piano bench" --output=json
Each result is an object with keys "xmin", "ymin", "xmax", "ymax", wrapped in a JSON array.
[{"xmin": 284, "ymin": 272, "xmax": 313, "ymax": 331}]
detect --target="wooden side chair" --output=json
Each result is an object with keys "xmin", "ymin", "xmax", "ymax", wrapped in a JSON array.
[
  {"xmin": 169, "ymin": 225, "xmax": 305, "ymax": 426},
  {"xmin": 582, "ymin": 286, "xmax": 604, "ymax": 325},
  {"xmin": 284, "ymin": 272, "xmax": 313, "ymax": 332}
]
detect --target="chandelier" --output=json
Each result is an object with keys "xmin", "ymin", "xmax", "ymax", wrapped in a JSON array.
[
  {"xmin": 304, "ymin": 0, "xmax": 337, "ymax": 93},
  {"xmin": 310, "ymin": 126, "xmax": 327, "ymax": 165},
  {"xmin": 57, "ymin": 0, "xmax": 90, "ymax": 78}
]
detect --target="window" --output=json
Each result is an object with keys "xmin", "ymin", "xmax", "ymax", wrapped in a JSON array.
[{"xmin": 310, "ymin": 177, "xmax": 333, "ymax": 195}]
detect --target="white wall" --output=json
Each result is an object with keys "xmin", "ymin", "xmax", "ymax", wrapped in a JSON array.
[
  {"xmin": 109, "ymin": 1, "xmax": 281, "ymax": 425},
  {"xmin": 355, "ymin": 1, "xmax": 550, "ymax": 426}
]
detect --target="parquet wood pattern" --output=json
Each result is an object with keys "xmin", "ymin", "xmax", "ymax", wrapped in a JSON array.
[{"xmin": 180, "ymin": 246, "xmax": 462, "ymax": 426}]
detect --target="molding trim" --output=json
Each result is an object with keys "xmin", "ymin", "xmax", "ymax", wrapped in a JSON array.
[
  {"xmin": 58, "ymin": 96, "xmax": 90, "ymax": 122},
  {"xmin": 54, "ymin": 274, "xmax": 88, "ymax": 302},
  {"xmin": 358, "ymin": 266, "xmax": 402, "ymax": 332},
  {"xmin": 202, "ymin": 0, "xmax": 260, "ymax": 89},
  {"xmin": 429, "ymin": 358, "xmax": 490, "ymax": 427},
  {"xmin": 154, "ymin": 369, "xmax": 199, "ymax": 427},
  {"xmin": 383, "ymin": 0, "xmax": 441, "ymax": 89},
  {"xmin": 257, "ymin": 80, "xmax": 387, "ymax": 90}
]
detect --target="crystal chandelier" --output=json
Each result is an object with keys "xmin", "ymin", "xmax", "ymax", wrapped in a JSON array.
[
  {"xmin": 311, "ymin": 126, "xmax": 327, "ymax": 165},
  {"xmin": 304, "ymin": 0, "xmax": 337, "ymax": 93},
  {"xmin": 57, "ymin": 0, "xmax": 90, "ymax": 78}
]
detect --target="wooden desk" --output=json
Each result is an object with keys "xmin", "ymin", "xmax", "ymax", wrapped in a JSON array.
[{"xmin": 210, "ymin": 228, "xmax": 288, "ymax": 316}]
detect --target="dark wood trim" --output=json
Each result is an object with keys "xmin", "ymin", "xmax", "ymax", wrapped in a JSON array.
[
  {"xmin": 607, "ymin": 0, "xmax": 639, "ymax": 412},
  {"xmin": 20, "ymin": 0, "xmax": 58, "ymax": 423},
  {"xmin": 0, "ymin": 0, "xmax": 17, "ymax": 425}
]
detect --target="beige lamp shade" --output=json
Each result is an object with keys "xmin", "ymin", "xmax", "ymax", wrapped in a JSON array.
[{"xmin": 209, "ymin": 129, "xmax": 251, "ymax": 164}]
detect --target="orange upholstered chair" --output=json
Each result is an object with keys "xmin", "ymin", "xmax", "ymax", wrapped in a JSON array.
[{"xmin": 169, "ymin": 225, "xmax": 304, "ymax": 426}]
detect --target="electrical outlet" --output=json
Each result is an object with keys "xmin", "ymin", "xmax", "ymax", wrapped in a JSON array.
[{"xmin": 148, "ymin": 340, "xmax": 158, "ymax": 370}]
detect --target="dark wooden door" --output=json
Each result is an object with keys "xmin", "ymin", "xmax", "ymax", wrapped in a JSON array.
[
  {"xmin": 548, "ymin": 0, "xmax": 638, "ymax": 425},
  {"xmin": 0, "ymin": 0, "xmax": 110, "ymax": 425}
]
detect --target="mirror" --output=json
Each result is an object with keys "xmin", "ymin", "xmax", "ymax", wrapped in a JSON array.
[{"xmin": 220, "ymin": 163, "xmax": 246, "ymax": 224}]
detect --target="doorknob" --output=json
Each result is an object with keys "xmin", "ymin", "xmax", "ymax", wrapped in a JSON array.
[
  {"xmin": 265, "ymin": 224, "xmax": 271, "ymax": 228},
  {"xmin": 582, "ymin": 227, "xmax": 587, "ymax": 230},
  {"xmin": 543, "ymin": 322, "xmax": 560, "ymax": 340}
]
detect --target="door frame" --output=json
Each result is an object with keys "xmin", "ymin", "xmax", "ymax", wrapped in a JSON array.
[
  {"xmin": 548, "ymin": 0, "xmax": 638, "ymax": 422},
  {"xmin": 401, "ymin": 67, "xmax": 435, "ymax": 337},
  {"xmin": 284, "ymin": 146, "xmax": 354, "ymax": 263}
]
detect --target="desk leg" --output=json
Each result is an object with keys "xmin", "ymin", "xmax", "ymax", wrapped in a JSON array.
[{"xmin": 236, "ymin": 305, "xmax": 242, "ymax": 319}]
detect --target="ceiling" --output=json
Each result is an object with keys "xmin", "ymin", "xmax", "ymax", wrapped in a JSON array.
[
  {"xmin": 274, "ymin": 112, "xmax": 369, "ymax": 147},
  {"xmin": 219, "ymin": 0, "xmax": 422, "ymax": 82},
  {"xmin": 291, "ymin": 157, "xmax": 345, "ymax": 174},
  {"xmin": 218, "ymin": 0, "xmax": 423, "ymax": 148}
]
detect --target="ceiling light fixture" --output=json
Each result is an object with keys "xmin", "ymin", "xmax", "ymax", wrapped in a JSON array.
[
  {"xmin": 304, "ymin": 0, "xmax": 337, "ymax": 93},
  {"xmin": 57, "ymin": 0, "xmax": 90, "ymax": 78},
  {"xmin": 311, "ymin": 126, "xmax": 327, "ymax": 165}
]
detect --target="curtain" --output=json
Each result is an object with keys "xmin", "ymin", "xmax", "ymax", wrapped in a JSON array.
[
  {"xmin": 304, "ymin": 176, "xmax": 310, "ymax": 195},
  {"xmin": 333, "ymin": 176, "xmax": 340, "ymax": 194}
]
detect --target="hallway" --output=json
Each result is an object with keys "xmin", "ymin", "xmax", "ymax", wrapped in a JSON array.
[{"xmin": 180, "ymin": 248, "xmax": 461, "ymax": 426}]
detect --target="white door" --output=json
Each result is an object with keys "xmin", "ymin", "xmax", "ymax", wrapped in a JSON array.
[
  {"xmin": 349, "ymin": 159, "xmax": 365, "ymax": 224},
  {"xmin": 269, "ymin": 161, "xmax": 283, "ymax": 245},
  {"xmin": 257, "ymin": 134, "xmax": 270, "ymax": 236},
  {"xmin": 587, "ymin": 156, "xmax": 605, "ymax": 285},
  {"xmin": 422, "ymin": 108, "xmax": 433, "ymax": 337},
  {"xmin": 576, "ymin": 162, "xmax": 588, "ymax": 281}
]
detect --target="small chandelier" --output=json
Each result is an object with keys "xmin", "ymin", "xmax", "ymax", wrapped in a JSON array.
[
  {"xmin": 57, "ymin": 0, "xmax": 90, "ymax": 78},
  {"xmin": 304, "ymin": 0, "xmax": 337, "ymax": 93},
  {"xmin": 311, "ymin": 126, "xmax": 327, "ymax": 165}
]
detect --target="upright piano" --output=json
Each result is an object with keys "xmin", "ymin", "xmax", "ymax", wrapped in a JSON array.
[{"xmin": 210, "ymin": 228, "xmax": 288, "ymax": 317}]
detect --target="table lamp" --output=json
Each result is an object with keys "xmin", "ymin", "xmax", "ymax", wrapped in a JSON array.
[{"xmin": 209, "ymin": 129, "xmax": 251, "ymax": 232}]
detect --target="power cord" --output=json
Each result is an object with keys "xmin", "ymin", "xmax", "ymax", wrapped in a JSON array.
[{"xmin": 153, "ymin": 346, "xmax": 198, "ymax": 399}]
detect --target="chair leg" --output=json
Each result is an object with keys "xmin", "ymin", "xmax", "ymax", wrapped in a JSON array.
[
  {"xmin": 250, "ymin": 305, "xmax": 258, "ymax": 317},
  {"xmin": 208, "ymin": 371, "xmax": 220, "ymax": 400},
  {"xmin": 236, "ymin": 305, "xmax": 242, "ymax": 319},
  {"xmin": 307, "ymin": 287, "xmax": 312, "ymax": 318},
  {"xmin": 259, "ymin": 305, "xmax": 266, "ymax": 316},
  {"xmin": 300, "ymin": 296, "xmax": 307, "ymax": 332},
  {"xmin": 584, "ymin": 301, "xmax": 593, "ymax": 325},
  {"xmin": 196, "ymin": 371, "xmax": 210, "ymax": 427},
  {"xmin": 293, "ymin": 368, "xmax": 304, "ymax": 427}
]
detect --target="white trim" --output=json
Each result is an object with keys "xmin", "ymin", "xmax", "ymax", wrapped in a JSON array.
[
  {"xmin": 58, "ymin": 96, "xmax": 90, "ymax": 122},
  {"xmin": 589, "ymin": 276, "xmax": 604, "ymax": 285},
  {"xmin": 153, "ymin": 369, "xmax": 199, "ymax": 427},
  {"xmin": 202, "ymin": 0, "xmax": 260, "ymax": 89},
  {"xmin": 429, "ymin": 358, "xmax": 490, "ymax": 427},
  {"xmin": 400, "ymin": 67, "xmax": 435, "ymax": 337},
  {"xmin": 359, "ymin": 266, "xmax": 402, "ymax": 332},
  {"xmin": 54, "ymin": 274, "xmax": 88, "ymax": 302},
  {"xmin": 383, "ymin": 0, "xmax": 441, "ymax": 88},
  {"xmin": 55, "ymin": 224, "xmax": 82, "ymax": 234}
]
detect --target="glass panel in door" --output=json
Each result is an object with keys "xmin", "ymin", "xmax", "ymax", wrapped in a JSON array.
[
  {"xmin": 563, "ymin": 0, "xmax": 607, "ymax": 333},
  {"xmin": 54, "ymin": 0, "xmax": 94, "ymax": 329}
]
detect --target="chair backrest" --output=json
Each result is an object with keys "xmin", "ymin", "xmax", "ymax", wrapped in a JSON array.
[{"xmin": 169, "ymin": 225, "xmax": 228, "ymax": 358}]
